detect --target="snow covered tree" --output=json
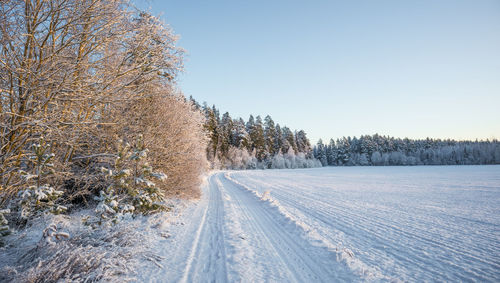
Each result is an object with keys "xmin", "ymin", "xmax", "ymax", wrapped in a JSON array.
[
  {"xmin": 251, "ymin": 116, "xmax": 268, "ymax": 162},
  {"xmin": 358, "ymin": 153, "xmax": 369, "ymax": 166},
  {"xmin": 246, "ymin": 115, "xmax": 256, "ymax": 138},
  {"xmin": 314, "ymin": 139, "xmax": 328, "ymax": 166},
  {"xmin": 274, "ymin": 124, "xmax": 284, "ymax": 155},
  {"xmin": 326, "ymin": 139, "xmax": 337, "ymax": 165},
  {"xmin": 217, "ymin": 112, "xmax": 233, "ymax": 161},
  {"xmin": 371, "ymin": 151, "xmax": 383, "ymax": 165},
  {"xmin": 119, "ymin": 136, "xmax": 167, "ymax": 214},
  {"xmin": 264, "ymin": 115, "xmax": 277, "ymax": 156},
  {"xmin": 204, "ymin": 104, "xmax": 220, "ymax": 161},
  {"xmin": 337, "ymin": 138, "xmax": 350, "ymax": 165},
  {"xmin": 495, "ymin": 145, "xmax": 500, "ymax": 163},
  {"xmin": 130, "ymin": 94, "xmax": 207, "ymax": 198},
  {"xmin": 281, "ymin": 127, "xmax": 297, "ymax": 154},
  {"xmin": 91, "ymin": 136, "xmax": 169, "ymax": 226},
  {"xmin": 17, "ymin": 138, "xmax": 66, "ymax": 221},
  {"xmin": 232, "ymin": 118, "xmax": 251, "ymax": 150},
  {"xmin": 317, "ymin": 134, "xmax": 499, "ymax": 167},
  {"xmin": 295, "ymin": 130, "xmax": 312, "ymax": 157},
  {"xmin": 1, "ymin": 0, "xmax": 208, "ymax": 207}
]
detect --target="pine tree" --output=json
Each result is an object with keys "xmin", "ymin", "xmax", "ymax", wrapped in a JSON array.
[
  {"xmin": 326, "ymin": 139, "xmax": 337, "ymax": 165},
  {"xmin": 203, "ymin": 104, "xmax": 220, "ymax": 160},
  {"xmin": 218, "ymin": 112, "xmax": 233, "ymax": 161},
  {"xmin": 90, "ymin": 136, "xmax": 169, "ymax": 226},
  {"xmin": 17, "ymin": 138, "xmax": 66, "ymax": 221},
  {"xmin": 274, "ymin": 124, "xmax": 284, "ymax": 155},
  {"xmin": 0, "ymin": 209, "xmax": 11, "ymax": 247},
  {"xmin": 282, "ymin": 126, "xmax": 297, "ymax": 154},
  {"xmin": 315, "ymin": 139, "xmax": 327, "ymax": 166},
  {"xmin": 246, "ymin": 115, "xmax": 256, "ymax": 150},
  {"xmin": 231, "ymin": 118, "xmax": 251, "ymax": 150},
  {"xmin": 252, "ymin": 116, "xmax": 267, "ymax": 162},
  {"xmin": 264, "ymin": 115, "xmax": 277, "ymax": 156},
  {"xmin": 337, "ymin": 138, "xmax": 350, "ymax": 165},
  {"xmin": 189, "ymin": 95, "xmax": 201, "ymax": 110},
  {"xmin": 295, "ymin": 130, "xmax": 312, "ymax": 158}
]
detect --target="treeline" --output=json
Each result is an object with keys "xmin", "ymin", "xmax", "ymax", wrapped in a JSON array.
[
  {"xmin": 313, "ymin": 135, "xmax": 500, "ymax": 166},
  {"xmin": 190, "ymin": 98, "xmax": 321, "ymax": 169}
]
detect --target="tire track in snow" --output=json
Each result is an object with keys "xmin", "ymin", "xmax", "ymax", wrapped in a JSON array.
[
  {"xmin": 153, "ymin": 172, "xmax": 368, "ymax": 282},
  {"xmin": 215, "ymin": 172, "xmax": 355, "ymax": 282},
  {"xmin": 180, "ymin": 192, "xmax": 209, "ymax": 283},
  {"xmin": 214, "ymin": 175, "xmax": 298, "ymax": 281},
  {"xmin": 180, "ymin": 174, "xmax": 229, "ymax": 283}
]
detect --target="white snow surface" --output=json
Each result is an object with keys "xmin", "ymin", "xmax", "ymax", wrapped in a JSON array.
[
  {"xmin": 225, "ymin": 165, "xmax": 500, "ymax": 282},
  {"xmin": 146, "ymin": 165, "xmax": 500, "ymax": 282},
  {"xmin": 2, "ymin": 165, "xmax": 499, "ymax": 282}
]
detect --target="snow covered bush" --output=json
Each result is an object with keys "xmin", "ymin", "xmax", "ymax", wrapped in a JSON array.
[
  {"xmin": 0, "ymin": 209, "xmax": 10, "ymax": 247},
  {"xmin": 87, "ymin": 136, "xmax": 170, "ymax": 226},
  {"xmin": 226, "ymin": 147, "xmax": 257, "ymax": 170},
  {"xmin": 116, "ymin": 135, "xmax": 168, "ymax": 214},
  {"xmin": 16, "ymin": 139, "xmax": 67, "ymax": 221},
  {"xmin": 18, "ymin": 185, "xmax": 67, "ymax": 220},
  {"xmin": 41, "ymin": 224, "xmax": 70, "ymax": 246},
  {"xmin": 111, "ymin": 94, "xmax": 208, "ymax": 199},
  {"xmin": 270, "ymin": 149, "xmax": 321, "ymax": 169},
  {"xmin": 220, "ymin": 146, "xmax": 321, "ymax": 170}
]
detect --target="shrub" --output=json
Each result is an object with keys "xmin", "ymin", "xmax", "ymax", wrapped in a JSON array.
[
  {"xmin": 86, "ymin": 136, "xmax": 171, "ymax": 226},
  {"xmin": 16, "ymin": 138, "xmax": 67, "ymax": 222},
  {"xmin": 112, "ymin": 94, "xmax": 208, "ymax": 199},
  {"xmin": 0, "ymin": 209, "xmax": 10, "ymax": 247}
]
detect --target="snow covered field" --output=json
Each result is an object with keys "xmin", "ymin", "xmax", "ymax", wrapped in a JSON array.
[
  {"xmin": 224, "ymin": 165, "xmax": 500, "ymax": 282},
  {"xmin": 157, "ymin": 165, "xmax": 500, "ymax": 282}
]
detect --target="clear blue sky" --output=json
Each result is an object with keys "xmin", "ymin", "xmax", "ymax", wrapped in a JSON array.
[{"xmin": 135, "ymin": 0, "xmax": 500, "ymax": 143}]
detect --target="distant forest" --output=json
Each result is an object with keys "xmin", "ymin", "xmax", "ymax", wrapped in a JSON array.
[
  {"xmin": 189, "ymin": 98, "xmax": 500, "ymax": 169},
  {"xmin": 190, "ymin": 98, "xmax": 320, "ymax": 169},
  {"xmin": 312, "ymin": 135, "xmax": 500, "ymax": 166}
]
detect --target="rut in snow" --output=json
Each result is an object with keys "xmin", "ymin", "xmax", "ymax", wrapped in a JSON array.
[{"xmin": 153, "ymin": 172, "xmax": 358, "ymax": 282}]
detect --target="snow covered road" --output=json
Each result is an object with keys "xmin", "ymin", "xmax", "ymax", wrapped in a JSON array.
[
  {"xmin": 179, "ymin": 172, "xmax": 356, "ymax": 282},
  {"xmin": 145, "ymin": 166, "xmax": 500, "ymax": 282},
  {"xmin": 145, "ymin": 172, "xmax": 359, "ymax": 282}
]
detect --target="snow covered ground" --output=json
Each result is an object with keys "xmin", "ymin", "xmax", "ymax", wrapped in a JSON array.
[
  {"xmin": 2, "ymin": 165, "xmax": 499, "ymax": 282},
  {"xmin": 225, "ymin": 165, "xmax": 500, "ymax": 282},
  {"xmin": 146, "ymin": 165, "xmax": 500, "ymax": 282}
]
